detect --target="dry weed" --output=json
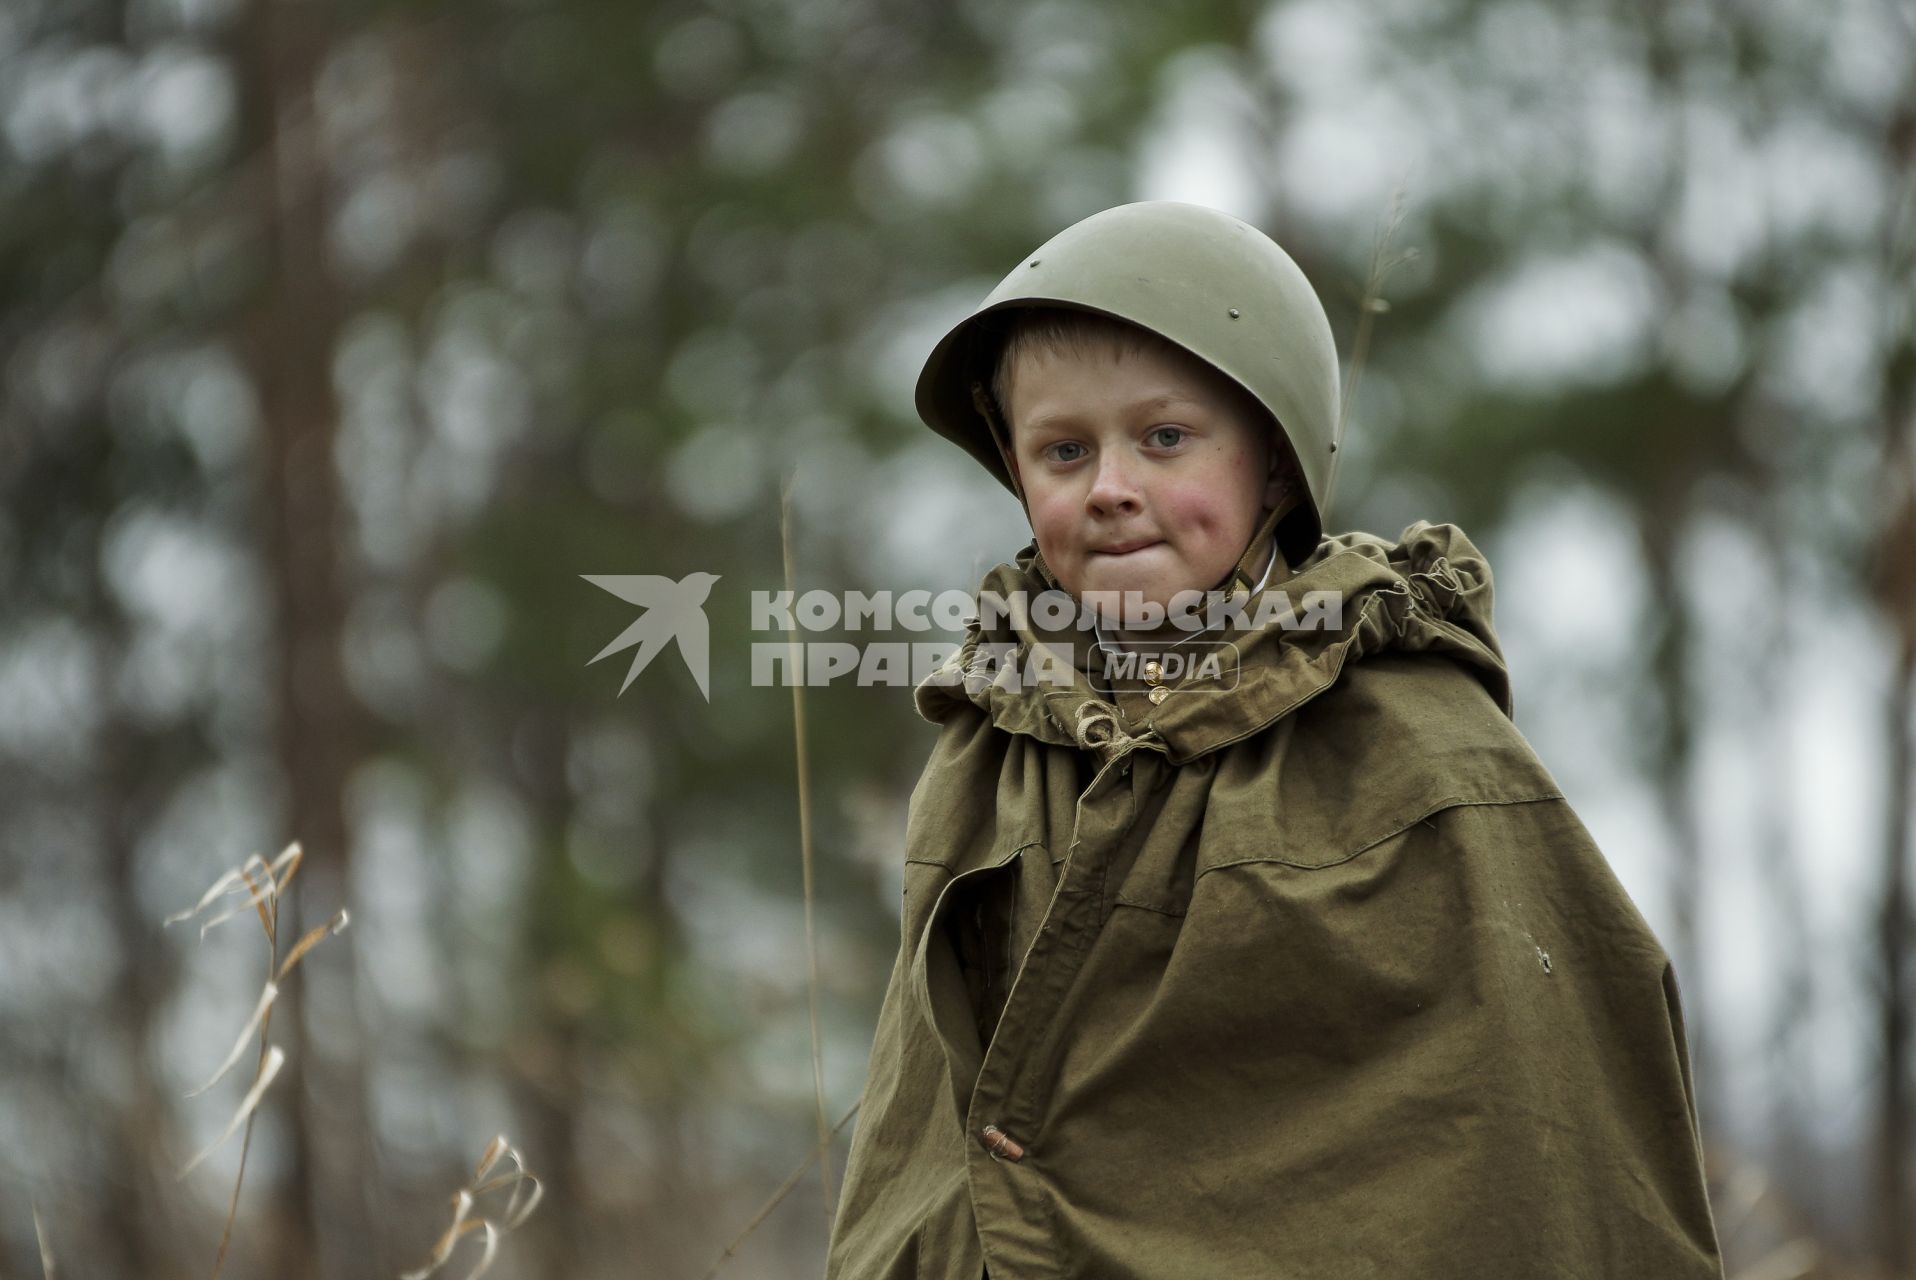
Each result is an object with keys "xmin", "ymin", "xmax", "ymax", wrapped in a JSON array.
[
  {"xmin": 31, "ymin": 1200, "xmax": 54, "ymax": 1279},
  {"xmin": 779, "ymin": 479, "xmax": 836, "ymax": 1237},
  {"xmin": 164, "ymin": 840, "xmax": 348, "ymax": 1279},
  {"xmin": 699, "ymin": 1098, "xmax": 861, "ymax": 1280},
  {"xmin": 399, "ymin": 1134, "xmax": 543, "ymax": 1280}
]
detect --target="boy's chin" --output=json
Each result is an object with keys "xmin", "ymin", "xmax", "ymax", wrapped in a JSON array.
[{"xmin": 1069, "ymin": 578, "xmax": 1201, "ymax": 628}]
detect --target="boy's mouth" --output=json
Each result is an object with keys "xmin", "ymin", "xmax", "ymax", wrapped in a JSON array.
[{"xmin": 1091, "ymin": 538, "xmax": 1163, "ymax": 556}]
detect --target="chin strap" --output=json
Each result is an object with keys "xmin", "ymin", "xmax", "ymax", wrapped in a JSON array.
[
  {"xmin": 1217, "ymin": 492, "xmax": 1300, "ymax": 596},
  {"xmin": 971, "ymin": 379, "xmax": 1025, "ymax": 504}
]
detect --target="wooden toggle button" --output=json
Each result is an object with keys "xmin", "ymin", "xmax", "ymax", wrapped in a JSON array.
[{"xmin": 978, "ymin": 1124, "xmax": 1025, "ymax": 1162}]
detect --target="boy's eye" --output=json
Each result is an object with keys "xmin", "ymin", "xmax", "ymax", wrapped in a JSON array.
[
  {"xmin": 1046, "ymin": 441, "xmax": 1088, "ymax": 463},
  {"xmin": 1147, "ymin": 426, "xmax": 1187, "ymax": 448}
]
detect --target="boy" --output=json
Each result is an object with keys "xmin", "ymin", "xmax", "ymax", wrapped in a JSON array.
[{"xmin": 826, "ymin": 201, "xmax": 1724, "ymax": 1279}]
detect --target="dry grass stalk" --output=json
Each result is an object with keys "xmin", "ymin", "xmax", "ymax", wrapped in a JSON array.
[
  {"xmin": 399, "ymin": 1134, "xmax": 544, "ymax": 1280},
  {"xmin": 700, "ymin": 1097, "xmax": 862, "ymax": 1280},
  {"xmin": 163, "ymin": 840, "xmax": 349, "ymax": 1279},
  {"xmin": 1325, "ymin": 181, "xmax": 1417, "ymax": 516},
  {"xmin": 696, "ymin": 482, "xmax": 866, "ymax": 1276},
  {"xmin": 179, "ymin": 1045, "xmax": 285, "ymax": 1177},
  {"xmin": 31, "ymin": 1200, "xmax": 54, "ymax": 1279},
  {"xmin": 1709, "ymin": 1146, "xmax": 1860, "ymax": 1279},
  {"xmin": 1715, "ymin": 1158, "xmax": 1771, "ymax": 1253},
  {"xmin": 779, "ymin": 478, "xmax": 837, "ymax": 1234},
  {"xmin": 1731, "ymin": 1240, "xmax": 1820, "ymax": 1280}
]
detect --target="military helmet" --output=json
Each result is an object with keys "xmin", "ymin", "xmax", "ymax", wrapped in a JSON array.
[{"xmin": 913, "ymin": 200, "xmax": 1343, "ymax": 569}]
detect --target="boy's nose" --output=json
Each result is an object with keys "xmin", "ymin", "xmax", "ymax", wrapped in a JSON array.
[{"xmin": 1085, "ymin": 452, "xmax": 1143, "ymax": 515}]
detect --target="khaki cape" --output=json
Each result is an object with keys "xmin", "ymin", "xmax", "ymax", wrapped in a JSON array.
[{"xmin": 827, "ymin": 521, "xmax": 1723, "ymax": 1279}]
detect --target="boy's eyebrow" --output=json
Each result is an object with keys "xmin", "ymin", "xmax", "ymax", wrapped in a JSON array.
[{"xmin": 1023, "ymin": 392, "xmax": 1205, "ymax": 434}]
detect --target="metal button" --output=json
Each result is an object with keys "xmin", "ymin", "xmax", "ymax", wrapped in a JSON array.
[
  {"xmin": 1148, "ymin": 685, "xmax": 1169, "ymax": 706},
  {"xmin": 1142, "ymin": 660, "xmax": 1162, "ymax": 684}
]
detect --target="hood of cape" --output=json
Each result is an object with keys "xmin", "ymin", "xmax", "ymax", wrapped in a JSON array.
[{"xmin": 915, "ymin": 519, "xmax": 1514, "ymax": 767}]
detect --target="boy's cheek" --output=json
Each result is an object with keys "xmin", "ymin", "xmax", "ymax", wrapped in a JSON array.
[
  {"xmin": 1151, "ymin": 500, "xmax": 1254, "ymax": 586},
  {"xmin": 1033, "ymin": 534, "xmax": 1081, "ymax": 592},
  {"xmin": 1168, "ymin": 476, "xmax": 1259, "ymax": 539},
  {"xmin": 1026, "ymin": 497, "xmax": 1078, "ymax": 562}
]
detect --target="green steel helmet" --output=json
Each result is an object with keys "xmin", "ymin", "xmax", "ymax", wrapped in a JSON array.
[{"xmin": 913, "ymin": 200, "xmax": 1343, "ymax": 570}]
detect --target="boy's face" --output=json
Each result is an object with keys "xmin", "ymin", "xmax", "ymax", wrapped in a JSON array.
[{"xmin": 1005, "ymin": 337, "xmax": 1282, "ymax": 613}]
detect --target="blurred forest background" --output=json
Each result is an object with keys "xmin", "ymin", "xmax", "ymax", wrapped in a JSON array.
[{"xmin": 2, "ymin": 0, "xmax": 1913, "ymax": 1275}]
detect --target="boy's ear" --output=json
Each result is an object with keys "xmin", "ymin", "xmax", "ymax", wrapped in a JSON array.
[{"xmin": 1261, "ymin": 448, "xmax": 1286, "ymax": 509}]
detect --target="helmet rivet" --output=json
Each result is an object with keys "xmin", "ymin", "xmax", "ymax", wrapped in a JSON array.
[
  {"xmin": 1227, "ymin": 308, "xmax": 1240, "ymax": 318},
  {"xmin": 1329, "ymin": 442, "xmax": 1338, "ymax": 452},
  {"xmin": 1029, "ymin": 259, "xmax": 1041, "ymax": 267}
]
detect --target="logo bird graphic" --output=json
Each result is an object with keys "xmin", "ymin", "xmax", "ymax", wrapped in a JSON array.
[{"xmin": 582, "ymin": 572, "xmax": 721, "ymax": 700}]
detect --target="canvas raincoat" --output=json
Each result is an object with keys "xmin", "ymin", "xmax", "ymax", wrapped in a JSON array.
[{"xmin": 825, "ymin": 517, "xmax": 1723, "ymax": 1279}]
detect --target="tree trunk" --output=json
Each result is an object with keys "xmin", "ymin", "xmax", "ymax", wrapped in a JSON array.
[
  {"xmin": 1869, "ymin": 66, "xmax": 1916, "ymax": 1278},
  {"xmin": 229, "ymin": 1, "xmax": 376, "ymax": 1276}
]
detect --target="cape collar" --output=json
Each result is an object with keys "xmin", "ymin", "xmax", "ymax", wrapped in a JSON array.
[{"xmin": 916, "ymin": 521, "xmax": 1514, "ymax": 766}]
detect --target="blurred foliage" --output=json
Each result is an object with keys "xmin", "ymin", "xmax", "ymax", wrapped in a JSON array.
[{"xmin": 0, "ymin": 0, "xmax": 1911, "ymax": 1276}]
